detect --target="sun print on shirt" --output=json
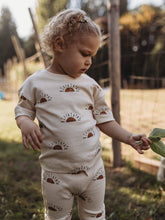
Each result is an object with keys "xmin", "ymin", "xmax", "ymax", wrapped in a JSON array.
[
  {"xmin": 85, "ymin": 104, "xmax": 93, "ymax": 111},
  {"xmin": 61, "ymin": 113, "xmax": 81, "ymax": 123},
  {"xmin": 93, "ymin": 167, "xmax": 105, "ymax": 181},
  {"xmin": 93, "ymin": 107, "xmax": 110, "ymax": 116},
  {"xmin": 49, "ymin": 140, "xmax": 70, "ymax": 150},
  {"xmin": 93, "ymin": 84, "xmax": 102, "ymax": 91},
  {"xmin": 59, "ymin": 83, "xmax": 80, "ymax": 92},
  {"xmin": 83, "ymin": 127, "xmax": 95, "ymax": 139},
  {"xmin": 38, "ymin": 92, "xmax": 52, "ymax": 103}
]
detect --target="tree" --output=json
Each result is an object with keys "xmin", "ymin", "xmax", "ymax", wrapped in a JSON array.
[
  {"xmin": 120, "ymin": 5, "xmax": 162, "ymax": 83},
  {"xmin": 36, "ymin": 0, "xmax": 69, "ymax": 32},
  {"xmin": 81, "ymin": 0, "xmax": 107, "ymax": 19},
  {"xmin": 120, "ymin": 0, "xmax": 128, "ymax": 16},
  {"xmin": 0, "ymin": 7, "xmax": 18, "ymax": 75},
  {"xmin": 149, "ymin": 9, "xmax": 165, "ymax": 80},
  {"xmin": 22, "ymin": 34, "xmax": 37, "ymax": 58}
]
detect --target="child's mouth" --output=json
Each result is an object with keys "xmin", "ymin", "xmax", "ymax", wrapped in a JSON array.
[{"xmin": 80, "ymin": 69, "xmax": 87, "ymax": 73}]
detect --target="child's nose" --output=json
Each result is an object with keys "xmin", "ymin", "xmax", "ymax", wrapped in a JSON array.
[{"xmin": 85, "ymin": 57, "xmax": 92, "ymax": 66}]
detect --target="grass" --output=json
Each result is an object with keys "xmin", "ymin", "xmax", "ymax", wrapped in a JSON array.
[
  {"xmin": 105, "ymin": 164, "xmax": 165, "ymax": 220},
  {"xmin": 0, "ymin": 90, "xmax": 165, "ymax": 219}
]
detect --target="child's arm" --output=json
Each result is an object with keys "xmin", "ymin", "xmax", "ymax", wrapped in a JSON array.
[
  {"xmin": 16, "ymin": 116, "xmax": 43, "ymax": 151},
  {"xmin": 97, "ymin": 120, "xmax": 151, "ymax": 154}
]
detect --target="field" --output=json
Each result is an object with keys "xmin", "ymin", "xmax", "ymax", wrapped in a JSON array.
[
  {"xmin": 103, "ymin": 89, "xmax": 165, "ymax": 162},
  {"xmin": 0, "ymin": 89, "xmax": 165, "ymax": 219}
]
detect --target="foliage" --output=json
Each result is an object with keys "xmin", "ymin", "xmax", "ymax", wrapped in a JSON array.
[
  {"xmin": 87, "ymin": 4, "xmax": 165, "ymax": 86},
  {"xmin": 149, "ymin": 9, "xmax": 165, "ymax": 79},
  {"xmin": 136, "ymin": 128, "xmax": 165, "ymax": 157},
  {"xmin": 81, "ymin": 0, "xmax": 127, "ymax": 19},
  {"xmin": 120, "ymin": 5, "xmax": 157, "ymax": 34},
  {"xmin": 22, "ymin": 34, "xmax": 37, "ymax": 58},
  {"xmin": 120, "ymin": 0, "xmax": 128, "ymax": 16},
  {"xmin": 120, "ymin": 5, "xmax": 165, "ymax": 82},
  {"xmin": 36, "ymin": 0, "xmax": 69, "ymax": 33},
  {"xmin": 81, "ymin": 0, "xmax": 107, "ymax": 19},
  {"xmin": 0, "ymin": 7, "xmax": 37, "ymax": 73},
  {"xmin": 0, "ymin": 7, "xmax": 18, "ymax": 74},
  {"xmin": 149, "ymin": 128, "xmax": 165, "ymax": 157},
  {"xmin": 87, "ymin": 42, "xmax": 109, "ymax": 83}
]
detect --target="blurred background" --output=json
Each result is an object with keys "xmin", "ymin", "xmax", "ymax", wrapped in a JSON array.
[
  {"xmin": 1, "ymin": 1, "xmax": 165, "ymax": 219},
  {"xmin": 0, "ymin": 0, "xmax": 165, "ymax": 89}
]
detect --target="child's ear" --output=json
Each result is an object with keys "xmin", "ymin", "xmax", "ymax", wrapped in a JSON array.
[{"xmin": 54, "ymin": 36, "xmax": 64, "ymax": 52}]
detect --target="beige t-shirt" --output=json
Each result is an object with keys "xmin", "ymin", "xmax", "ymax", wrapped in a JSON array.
[{"xmin": 15, "ymin": 69, "xmax": 114, "ymax": 174}]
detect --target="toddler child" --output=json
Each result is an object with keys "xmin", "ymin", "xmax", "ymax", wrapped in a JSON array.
[{"xmin": 15, "ymin": 8, "xmax": 151, "ymax": 220}]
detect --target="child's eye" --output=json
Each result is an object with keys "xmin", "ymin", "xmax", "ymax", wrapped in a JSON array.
[{"xmin": 81, "ymin": 52, "xmax": 90, "ymax": 57}]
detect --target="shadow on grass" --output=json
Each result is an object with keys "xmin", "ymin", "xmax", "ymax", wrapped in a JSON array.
[
  {"xmin": 0, "ymin": 139, "xmax": 43, "ymax": 219},
  {"xmin": 105, "ymin": 162, "xmax": 165, "ymax": 220},
  {"xmin": 1, "ymin": 139, "xmax": 165, "ymax": 220}
]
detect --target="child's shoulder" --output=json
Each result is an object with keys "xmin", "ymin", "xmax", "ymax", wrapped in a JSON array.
[
  {"xmin": 30, "ymin": 69, "xmax": 47, "ymax": 78},
  {"xmin": 24, "ymin": 69, "xmax": 48, "ymax": 82},
  {"xmin": 81, "ymin": 74, "xmax": 101, "ymax": 88},
  {"xmin": 20, "ymin": 69, "xmax": 46, "ymax": 89},
  {"xmin": 81, "ymin": 74, "xmax": 97, "ymax": 83}
]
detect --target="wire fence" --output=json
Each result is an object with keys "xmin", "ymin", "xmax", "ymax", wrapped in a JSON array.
[{"xmin": 1, "ymin": 31, "xmax": 165, "ymax": 176}]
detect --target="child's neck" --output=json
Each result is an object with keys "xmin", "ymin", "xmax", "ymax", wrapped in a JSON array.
[{"xmin": 46, "ymin": 59, "xmax": 64, "ymax": 75}]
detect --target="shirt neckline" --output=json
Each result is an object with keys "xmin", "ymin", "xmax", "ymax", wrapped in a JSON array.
[{"xmin": 43, "ymin": 69, "xmax": 86, "ymax": 81}]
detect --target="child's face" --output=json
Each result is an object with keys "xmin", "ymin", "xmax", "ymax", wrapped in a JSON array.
[{"xmin": 56, "ymin": 34, "xmax": 100, "ymax": 78}]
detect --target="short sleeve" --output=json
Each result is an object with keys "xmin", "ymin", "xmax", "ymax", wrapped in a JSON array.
[
  {"xmin": 15, "ymin": 76, "xmax": 36, "ymax": 120},
  {"xmin": 92, "ymin": 84, "xmax": 114, "ymax": 124}
]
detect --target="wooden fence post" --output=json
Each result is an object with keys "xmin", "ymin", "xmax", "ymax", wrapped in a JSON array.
[
  {"xmin": 28, "ymin": 8, "xmax": 49, "ymax": 68},
  {"xmin": 107, "ymin": 0, "xmax": 122, "ymax": 167},
  {"xmin": 11, "ymin": 35, "xmax": 28, "ymax": 80}
]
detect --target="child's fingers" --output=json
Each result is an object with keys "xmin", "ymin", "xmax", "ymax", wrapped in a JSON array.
[
  {"xmin": 28, "ymin": 130, "xmax": 42, "ymax": 150},
  {"xmin": 136, "ymin": 145, "xmax": 149, "ymax": 154},
  {"xmin": 142, "ymin": 145, "xmax": 150, "ymax": 150},
  {"xmin": 141, "ymin": 137, "xmax": 152, "ymax": 146},
  {"xmin": 136, "ymin": 146, "xmax": 144, "ymax": 154},
  {"xmin": 134, "ymin": 139, "xmax": 150, "ymax": 154},
  {"xmin": 22, "ymin": 136, "xmax": 30, "ymax": 150},
  {"xmin": 35, "ymin": 129, "xmax": 43, "ymax": 143},
  {"xmin": 27, "ymin": 134, "xmax": 38, "ymax": 151},
  {"xmin": 32, "ymin": 131, "xmax": 42, "ymax": 149}
]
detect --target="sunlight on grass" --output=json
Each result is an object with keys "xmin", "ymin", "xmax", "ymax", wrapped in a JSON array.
[
  {"xmin": 119, "ymin": 187, "xmax": 150, "ymax": 202},
  {"xmin": 0, "ymin": 100, "xmax": 22, "ymax": 142},
  {"xmin": 0, "ymin": 89, "xmax": 165, "ymax": 219}
]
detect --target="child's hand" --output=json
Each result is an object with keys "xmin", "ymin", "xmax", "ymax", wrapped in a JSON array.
[
  {"xmin": 128, "ymin": 134, "xmax": 152, "ymax": 154},
  {"xmin": 17, "ymin": 116, "xmax": 43, "ymax": 151}
]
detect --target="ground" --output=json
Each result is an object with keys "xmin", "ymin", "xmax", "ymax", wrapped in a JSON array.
[{"xmin": 0, "ymin": 90, "xmax": 165, "ymax": 219}]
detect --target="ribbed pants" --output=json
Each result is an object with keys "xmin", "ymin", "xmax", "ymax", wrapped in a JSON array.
[{"xmin": 41, "ymin": 159, "xmax": 106, "ymax": 220}]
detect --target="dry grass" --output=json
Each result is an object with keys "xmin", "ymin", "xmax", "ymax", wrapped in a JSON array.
[
  {"xmin": 1, "ymin": 88, "xmax": 164, "ymax": 164},
  {"xmin": 101, "ymin": 88, "xmax": 165, "ymax": 163},
  {"xmin": 0, "ymin": 88, "xmax": 165, "ymax": 219}
]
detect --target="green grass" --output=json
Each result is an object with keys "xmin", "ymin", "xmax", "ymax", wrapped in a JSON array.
[
  {"xmin": 1, "ymin": 139, "xmax": 165, "ymax": 219},
  {"xmin": 105, "ymin": 163, "xmax": 165, "ymax": 220},
  {"xmin": 1, "ymin": 93, "xmax": 165, "ymax": 219}
]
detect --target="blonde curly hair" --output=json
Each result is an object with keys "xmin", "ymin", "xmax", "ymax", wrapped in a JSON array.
[{"xmin": 40, "ymin": 8, "xmax": 101, "ymax": 56}]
